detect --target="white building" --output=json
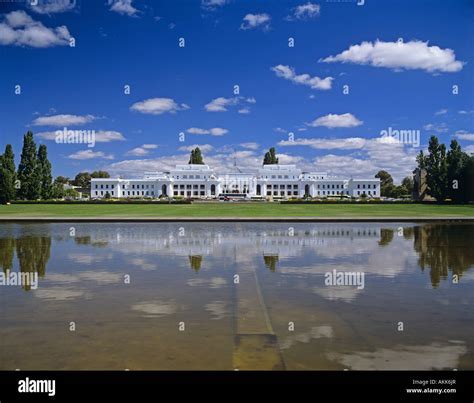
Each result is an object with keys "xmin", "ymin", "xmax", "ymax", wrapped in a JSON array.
[{"xmin": 91, "ymin": 164, "xmax": 380, "ymax": 199}]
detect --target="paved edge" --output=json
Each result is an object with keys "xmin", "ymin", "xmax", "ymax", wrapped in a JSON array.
[{"xmin": 0, "ymin": 216, "xmax": 473, "ymax": 222}]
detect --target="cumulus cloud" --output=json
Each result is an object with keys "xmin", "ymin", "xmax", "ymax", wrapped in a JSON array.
[
  {"xmin": 271, "ymin": 64, "xmax": 333, "ymax": 90},
  {"xmin": 455, "ymin": 130, "xmax": 474, "ymax": 141},
  {"xmin": 37, "ymin": 130, "xmax": 125, "ymax": 142},
  {"xmin": 28, "ymin": 0, "xmax": 77, "ymax": 14},
  {"xmin": 0, "ymin": 10, "xmax": 72, "ymax": 48},
  {"xmin": 201, "ymin": 0, "xmax": 228, "ymax": 10},
  {"xmin": 126, "ymin": 144, "xmax": 158, "ymax": 156},
  {"xmin": 287, "ymin": 2, "xmax": 321, "ymax": 21},
  {"xmin": 423, "ymin": 122, "xmax": 449, "ymax": 133},
  {"xmin": 240, "ymin": 142, "xmax": 259, "ymax": 150},
  {"xmin": 187, "ymin": 127, "xmax": 228, "ymax": 136},
  {"xmin": 32, "ymin": 114, "xmax": 96, "ymax": 126},
  {"xmin": 204, "ymin": 96, "xmax": 256, "ymax": 112},
  {"xmin": 108, "ymin": 0, "xmax": 139, "ymax": 16},
  {"xmin": 68, "ymin": 150, "xmax": 114, "ymax": 160},
  {"xmin": 278, "ymin": 137, "xmax": 366, "ymax": 150},
  {"xmin": 178, "ymin": 144, "xmax": 214, "ymax": 153},
  {"xmin": 308, "ymin": 113, "xmax": 363, "ymax": 128},
  {"xmin": 435, "ymin": 109, "xmax": 448, "ymax": 116},
  {"xmin": 130, "ymin": 98, "xmax": 189, "ymax": 115},
  {"xmin": 321, "ymin": 40, "xmax": 464, "ymax": 73},
  {"xmin": 240, "ymin": 13, "xmax": 271, "ymax": 31}
]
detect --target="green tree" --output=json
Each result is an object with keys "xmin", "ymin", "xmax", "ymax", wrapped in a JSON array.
[
  {"xmin": 263, "ymin": 147, "xmax": 278, "ymax": 164},
  {"xmin": 447, "ymin": 140, "xmax": 469, "ymax": 202},
  {"xmin": 73, "ymin": 172, "xmax": 92, "ymax": 188},
  {"xmin": 51, "ymin": 179, "xmax": 66, "ymax": 199},
  {"xmin": 425, "ymin": 136, "xmax": 449, "ymax": 201},
  {"xmin": 55, "ymin": 176, "xmax": 70, "ymax": 185},
  {"xmin": 37, "ymin": 144, "xmax": 53, "ymax": 199},
  {"xmin": 91, "ymin": 170, "xmax": 110, "ymax": 179},
  {"xmin": 188, "ymin": 147, "xmax": 204, "ymax": 164},
  {"xmin": 0, "ymin": 144, "xmax": 16, "ymax": 203},
  {"xmin": 17, "ymin": 131, "xmax": 41, "ymax": 200},
  {"xmin": 375, "ymin": 170, "xmax": 394, "ymax": 197},
  {"xmin": 401, "ymin": 176, "xmax": 414, "ymax": 195},
  {"xmin": 64, "ymin": 188, "xmax": 80, "ymax": 199}
]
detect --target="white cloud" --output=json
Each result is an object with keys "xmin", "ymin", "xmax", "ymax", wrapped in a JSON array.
[
  {"xmin": 204, "ymin": 96, "xmax": 256, "ymax": 112},
  {"xmin": 32, "ymin": 114, "xmax": 96, "ymax": 126},
  {"xmin": 423, "ymin": 123, "xmax": 449, "ymax": 133},
  {"xmin": 240, "ymin": 142, "xmax": 259, "ymax": 150},
  {"xmin": 271, "ymin": 64, "xmax": 333, "ymax": 90},
  {"xmin": 204, "ymin": 97, "xmax": 237, "ymax": 112},
  {"xmin": 126, "ymin": 144, "xmax": 158, "ymax": 156},
  {"xmin": 279, "ymin": 137, "xmax": 366, "ymax": 150},
  {"xmin": 108, "ymin": 0, "xmax": 139, "ymax": 17},
  {"xmin": 201, "ymin": 0, "xmax": 228, "ymax": 10},
  {"xmin": 37, "ymin": 130, "xmax": 125, "ymax": 142},
  {"xmin": 465, "ymin": 145, "xmax": 474, "ymax": 154},
  {"xmin": 238, "ymin": 108, "xmax": 250, "ymax": 114},
  {"xmin": 28, "ymin": 0, "xmax": 76, "ymax": 14},
  {"xmin": 240, "ymin": 13, "xmax": 271, "ymax": 31},
  {"xmin": 0, "ymin": 10, "xmax": 72, "ymax": 48},
  {"xmin": 187, "ymin": 127, "xmax": 228, "ymax": 136},
  {"xmin": 68, "ymin": 150, "xmax": 114, "ymax": 160},
  {"xmin": 178, "ymin": 144, "xmax": 214, "ymax": 153},
  {"xmin": 321, "ymin": 40, "xmax": 464, "ymax": 73},
  {"xmin": 458, "ymin": 110, "xmax": 474, "ymax": 115},
  {"xmin": 308, "ymin": 113, "xmax": 363, "ymax": 129},
  {"xmin": 435, "ymin": 109, "xmax": 448, "ymax": 116},
  {"xmin": 130, "ymin": 98, "xmax": 189, "ymax": 115},
  {"xmin": 287, "ymin": 2, "xmax": 320, "ymax": 20},
  {"xmin": 454, "ymin": 130, "xmax": 474, "ymax": 141}
]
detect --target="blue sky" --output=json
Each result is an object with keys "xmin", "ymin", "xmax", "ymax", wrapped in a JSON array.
[{"xmin": 0, "ymin": 0, "xmax": 473, "ymax": 182}]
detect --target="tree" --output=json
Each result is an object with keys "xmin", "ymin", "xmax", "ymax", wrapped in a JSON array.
[
  {"xmin": 447, "ymin": 140, "xmax": 468, "ymax": 202},
  {"xmin": 425, "ymin": 136, "xmax": 449, "ymax": 201},
  {"xmin": 375, "ymin": 170, "xmax": 394, "ymax": 197},
  {"xmin": 17, "ymin": 131, "xmax": 41, "ymax": 200},
  {"xmin": 73, "ymin": 172, "xmax": 92, "ymax": 189},
  {"xmin": 51, "ymin": 179, "xmax": 66, "ymax": 199},
  {"xmin": 37, "ymin": 144, "xmax": 53, "ymax": 199},
  {"xmin": 91, "ymin": 170, "xmax": 110, "ymax": 179},
  {"xmin": 0, "ymin": 144, "xmax": 16, "ymax": 204},
  {"xmin": 263, "ymin": 147, "xmax": 278, "ymax": 164},
  {"xmin": 401, "ymin": 176, "xmax": 414, "ymax": 195},
  {"xmin": 64, "ymin": 188, "xmax": 80, "ymax": 199},
  {"xmin": 55, "ymin": 176, "xmax": 70, "ymax": 185},
  {"xmin": 188, "ymin": 147, "xmax": 204, "ymax": 164}
]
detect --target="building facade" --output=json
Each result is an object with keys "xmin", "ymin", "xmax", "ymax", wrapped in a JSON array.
[{"xmin": 91, "ymin": 164, "xmax": 380, "ymax": 199}]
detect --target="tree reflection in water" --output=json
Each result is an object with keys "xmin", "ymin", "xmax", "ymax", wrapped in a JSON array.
[{"xmin": 0, "ymin": 223, "xmax": 472, "ymax": 290}]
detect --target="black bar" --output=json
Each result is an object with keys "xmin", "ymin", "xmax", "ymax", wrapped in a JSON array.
[{"xmin": 0, "ymin": 371, "xmax": 472, "ymax": 402}]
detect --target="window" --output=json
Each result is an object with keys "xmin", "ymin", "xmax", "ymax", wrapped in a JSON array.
[
  {"xmin": 174, "ymin": 191, "xmax": 178, "ymax": 196},
  {"xmin": 280, "ymin": 185, "xmax": 285, "ymax": 189},
  {"xmin": 284, "ymin": 175, "xmax": 288, "ymax": 179},
  {"xmin": 180, "ymin": 185, "xmax": 184, "ymax": 189},
  {"xmin": 357, "ymin": 184, "xmax": 360, "ymax": 189},
  {"xmin": 180, "ymin": 191, "xmax": 184, "ymax": 196},
  {"xmin": 95, "ymin": 185, "xmax": 98, "ymax": 189},
  {"xmin": 101, "ymin": 184, "xmax": 104, "ymax": 189},
  {"xmin": 200, "ymin": 191, "xmax": 205, "ymax": 196},
  {"xmin": 293, "ymin": 191, "xmax": 298, "ymax": 196},
  {"xmin": 193, "ymin": 191, "xmax": 198, "ymax": 196},
  {"xmin": 293, "ymin": 185, "xmax": 298, "ymax": 189},
  {"xmin": 287, "ymin": 184, "xmax": 292, "ymax": 189},
  {"xmin": 363, "ymin": 184, "xmax": 366, "ymax": 189},
  {"xmin": 186, "ymin": 185, "xmax": 191, "ymax": 189},
  {"xmin": 95, "ymin": 191, "xmax": 98, "ymax": 195},
  {"xmin": 267, "ymin": 191, "xmax": 271, "ymax": 196},
  {"xmin": 101, "ymin": 191, "xmax": 103, "ymax": 195},
  {"xmin": 278, "ymin": 175, "xmax": 282, "ymax": 179},
  {"xmin": 200, "ymin": 185, "xmax": 205, "ymax": 189},
  {"xmin": 111, "ymin": 185, "xmax": 114, "ymax": 189},
  {"xmin": 268, "ymin": 184, "xmax": 272, "ymax": 189},
  {"xmin": 273, "ymin": 191, "xmax": 278, "ymax": 196}
]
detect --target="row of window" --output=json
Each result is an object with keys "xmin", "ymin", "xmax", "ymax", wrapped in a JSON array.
[
  {"xmin": 357, "ymin": 184, "xmax": 377, "ymax": 189},
  {"xmin": 95, "ymin": 184, "xmax": 115, "ymax": 189},
  {"xmin": 267, "ymin": 184, "xmax": 298, "ymax": 190}
]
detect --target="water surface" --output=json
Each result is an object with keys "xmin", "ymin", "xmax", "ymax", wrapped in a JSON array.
[{"xmin": 0, "ymin": 222, "xmax": 473, "ymax": 370}]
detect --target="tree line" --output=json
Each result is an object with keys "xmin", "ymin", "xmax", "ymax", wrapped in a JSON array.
[
  {"xmin": 0, "ymin": 131, "xmax": 112, "ymax": 203},
  {"xmin": 416, "ymin": 136, "xmax": 473, "ymax": 202}
]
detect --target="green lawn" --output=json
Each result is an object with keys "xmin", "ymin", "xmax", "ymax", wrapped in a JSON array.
[{"xmin": 0, "ymin": 203, "xmax": 473, "ymax": 217}]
